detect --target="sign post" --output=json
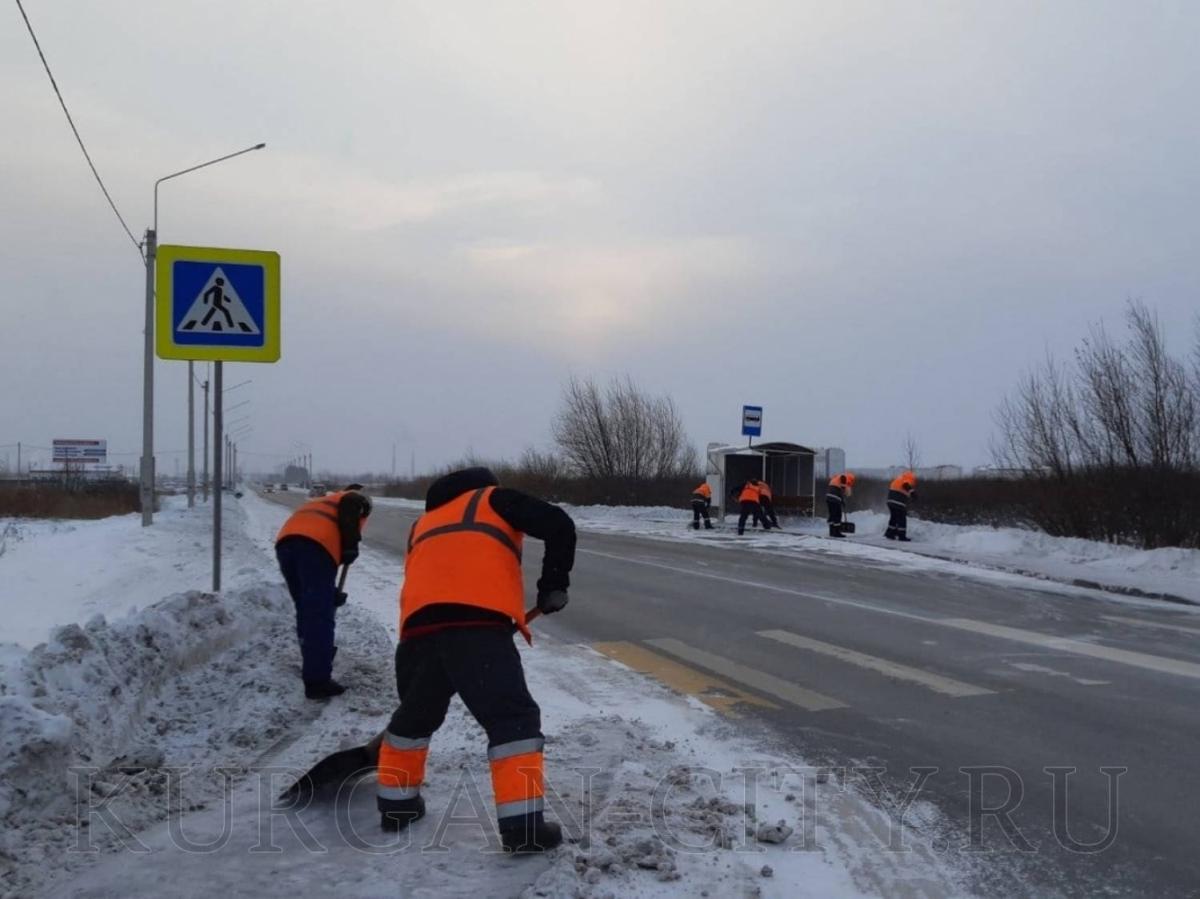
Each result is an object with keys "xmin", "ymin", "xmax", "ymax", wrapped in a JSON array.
[{"xmin": 157, "ymin": 244, "xmax": 281, "ymax": 591}]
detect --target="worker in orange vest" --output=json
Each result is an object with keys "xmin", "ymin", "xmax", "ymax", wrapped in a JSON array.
[
  {"xmin": 275, "ymin": 485, "xmax": 372, "ymax": 699},
  {"xmin": 736, "ymin": 478, "xmax": 768, "ymax": 535},
  {"xmin": 376, "ymin": 468, "xmax": 576, "ymax": 853},
  {"xmin": 758, "ymin": 480, "xmax": 780, "ymax": 529},
  {"xmin": 886, "ymin": 471, "xmax": 918, "ymax": 541},
  {"xmin": 825, "ymin": 472, "xmax": 856, "ymax": 538},
  {"xmin": 691, "ymin": 481, "xmax": 714, "ymax": 530}
]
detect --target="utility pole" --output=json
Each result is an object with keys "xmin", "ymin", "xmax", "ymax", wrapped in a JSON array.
[
  {"xmin": 392, "ymin": 442, "xmax": 396, "ymax": 478},
  {"xmin": 140, "ymin": 227, "xmax": 157, "ymax": 526},
  {"xmin": 16, "ymin": 442, "xmax": 20, "ymax": 477}
]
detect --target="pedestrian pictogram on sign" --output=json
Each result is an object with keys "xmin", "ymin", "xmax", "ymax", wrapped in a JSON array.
[
  {"xmin": 156, "ymin": 244, "xmax": 280, "ymax": 362},
  {"xmin": 178, "ymin": 268, "xmax": 260, "ymax": 335}
]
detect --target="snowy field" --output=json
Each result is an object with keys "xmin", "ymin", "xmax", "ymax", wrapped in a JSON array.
[
  {"xmin": 376, "ymin": 499, "xmax": 1200, "ymax": 607},
  {"xmin": 0, "ymin": 493, "xmax": 972, "ymax": 898}
]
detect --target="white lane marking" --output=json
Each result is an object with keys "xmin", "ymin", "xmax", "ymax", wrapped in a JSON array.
[
  {"xmin": 757, "ymin": 629, "xmax": 994, "ymax": 697},
  {"xmin": 1102, "ymin": 615, "xmax": 1200, "ymax": 638},
  {"xmin": 578, "ymin": 547, "xmax": 931, "ymax": 623},
  {"xmin": 942, "ymin": 619, "xmax": 1200, "ymax": 681},
  {"xmin": 580, "ymin": 547, "xmax": 1200, "ymax": 682},
  {"xmin": 645, "ymin": 638, "xmax": 846, "ymax": 712},
  {"xmin": 1007, "ymin": 662, "xmax": 1108, "ymax": 687}
]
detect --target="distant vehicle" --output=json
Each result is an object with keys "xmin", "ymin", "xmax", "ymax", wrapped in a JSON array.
[
  {"xmin": 279, "ymin": 483, "xmax": 289, "ymax": 491},
  {"xmin": 264, "ymin": 485, "xmax": 275, "ymax": 494},
  {"xmin": 308, "ymin": 483, "xmax": 328, "ymax": 497}
]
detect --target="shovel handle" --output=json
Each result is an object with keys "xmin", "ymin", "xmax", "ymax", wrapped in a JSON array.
[{"xmin": 337, "ymin": 565, "xmax": 349, "ymax": 591}]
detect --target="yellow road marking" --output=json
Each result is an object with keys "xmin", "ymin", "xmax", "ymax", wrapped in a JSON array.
[{"xmin": 592, "ymin": 641, "xmax": 779, "ymax": 717}]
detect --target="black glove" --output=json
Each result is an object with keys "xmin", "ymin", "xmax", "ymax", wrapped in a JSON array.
[
  {"xmin": 341, "ymin": 546, "xmax": 359, "ymax": 566},
  {"xmin": 536, "ymin": 589, "xmax": 569, "ymax": 615},
  {"xmin": 334, "ymin": 591, "xmax": 348, "ymax": 608}
]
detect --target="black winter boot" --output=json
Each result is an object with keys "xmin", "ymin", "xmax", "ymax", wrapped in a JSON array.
[
  {"xmin": 897, "ymin": 534, "xmax": 912, "ymax": 543},
  {"xmin": 381, "ymin": 795, "xmax": 426, "ymax": 832},
  {"xmin": 499, "ymin": 812, "xmax": 563, "ymax": 854},
  {"xmin": 304, "ymin": 679, "xmax": 346, "ymax": 700},
  {"xmin": 704, "ymin": 521, "xmax": 714, "ymax": 530},
  {"xmin": 884, "ymin": 528, "xmax": 897, "ymax": 540},
  {"xmin": 828, "ymin": 523, "xmax": 844, "ymax": 538}
]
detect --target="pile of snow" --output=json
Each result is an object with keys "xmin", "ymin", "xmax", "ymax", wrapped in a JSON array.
[
  {"xmin": 0, "ymin": 496, "xmax": 275, "ymax": 648},
  {"xmin": 0, "ymin": 583, "xmax": 394, "ymax": 899}
]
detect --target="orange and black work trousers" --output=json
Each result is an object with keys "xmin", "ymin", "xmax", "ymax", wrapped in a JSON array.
[
  {"xmin": 377, "ymin": 626, "xmax": 545, "ymax": 828},
  {"xmin": 737, "ymin": 500, "xmax": 765, "ymax": 535}
]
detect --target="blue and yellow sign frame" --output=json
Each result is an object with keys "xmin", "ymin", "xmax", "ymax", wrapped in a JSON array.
[{"xmin": 156, "ymin": 244, "xmax": 281, "ymax": 362}]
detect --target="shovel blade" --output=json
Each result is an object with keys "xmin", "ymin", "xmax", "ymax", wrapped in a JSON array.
[{"xmin": 277, "ymin": 743, "xmax": 377, "ymax": 804}]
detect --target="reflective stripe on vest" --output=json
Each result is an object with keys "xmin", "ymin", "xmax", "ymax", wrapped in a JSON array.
[
  {"xmin": 400, "ymin": 487, "xmax": 528, "ymax": 641},
  {"xmin": 275, "ymin": 491, "xmax": 348, "ymax": 564}
]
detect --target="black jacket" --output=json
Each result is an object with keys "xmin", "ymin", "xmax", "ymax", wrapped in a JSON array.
[{"xmin": 337, "ymin": 492, "xmax": 372, "ymax": 562}]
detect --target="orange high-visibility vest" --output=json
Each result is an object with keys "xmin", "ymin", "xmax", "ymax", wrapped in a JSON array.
[
  {"xmin": 829, "ymin": 474, "xmax": 855, "ymax": 496},
  {"xmin": 275, "ymin": 491, "xmax": 362, "ymax": 564},
  {"xmin": 890, "ymin": 472, "xmax": 917, "ymax": 495},
  {"xmin": 693, "ymin": 483, "xmax": 712, "ymax": 500},
  {"xmin": 400, "ymin": 486, "xmax": 528, "ymax": 641},
  {"xmin": 758, "ymin": 482, "xmax": 773, "ymax": 500},
  {"xmin": 738, "ymin": 483, "xmax": 760, "ymax": 503}
]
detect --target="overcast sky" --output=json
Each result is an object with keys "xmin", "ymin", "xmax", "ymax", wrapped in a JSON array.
[{"xmin": 4, "ymin": 0, "xmax": 1198, "ymax": 477}]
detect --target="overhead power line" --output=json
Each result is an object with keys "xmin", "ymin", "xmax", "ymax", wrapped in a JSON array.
[{"xmin": 15, "ymin": 0, "xmax": 143, "ymax": 258}]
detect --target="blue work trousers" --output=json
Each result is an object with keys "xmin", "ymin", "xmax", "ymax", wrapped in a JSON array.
[{"xmin": 276, "ymin": 537, "xmax": 338, "ymax": 684}]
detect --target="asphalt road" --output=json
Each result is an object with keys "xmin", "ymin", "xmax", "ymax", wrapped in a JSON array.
[{"xmin": 267, "ymin": 491, "xmax": 1200, "ymax": 896}]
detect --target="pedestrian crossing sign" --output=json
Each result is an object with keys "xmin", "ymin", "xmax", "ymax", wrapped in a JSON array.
[{"xmin": 156, "ymin": 244, "xmax": 281, "ymax": 362}]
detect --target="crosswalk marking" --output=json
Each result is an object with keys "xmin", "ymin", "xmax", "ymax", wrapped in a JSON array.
[
  {"xmin": 645, "ymin": 638, "xmax": 846, "ymax": 712},
  {"xmin": 941, "ymin": 618, "xmax": 1200, "ymax": 681},
  {"xmin": 756, "ymin": 629, "xmax": 994, "ymax": 697},
  {"xmin": 1102, "ymin": 615, "xmax": 1200, "ymax": 638},
  {"xmin": 592, "ymin": 642, "xmax": 778, "ymax": 717},
  {"xmin": 1007, "ymin": 661, "xmax": 1108, "ymax": 687}
]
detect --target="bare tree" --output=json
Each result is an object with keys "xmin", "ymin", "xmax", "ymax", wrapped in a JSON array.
[
  {"xmin": 901, "ymin": 432, "xmax": 922, "ymax": 472},
  {"xmin": 553, "ymin": 375, "xmax": 697, "ymax": 479},
  {"xmin": 518, "ymin": 447, "xmax": 566, "ymax": 481}
]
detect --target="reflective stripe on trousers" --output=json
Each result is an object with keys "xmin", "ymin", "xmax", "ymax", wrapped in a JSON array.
[
  {"xmin": 488, "ymin": 737, "xmax": 545, "ymax": 820},
  {"xmin": 377, "ymin": 732, "xmax": 430, "ymax": 801}
]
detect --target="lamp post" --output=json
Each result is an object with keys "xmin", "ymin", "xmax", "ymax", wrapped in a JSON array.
[{"xmin": 141, "ymin": 142, "xmax": 265, "ymax": 524}]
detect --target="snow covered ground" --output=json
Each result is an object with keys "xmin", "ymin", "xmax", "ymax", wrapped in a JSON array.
[
  {"xmin": 0, "ymin": 493, "xmax": 972, "ymax": 898},
  {"xmin": 0, "ymin": 496, "xmax": 271, "ymax": 648},
  {"xmin": 373, "ymin": 499, "xmax": 1200, "ymax": 607}
]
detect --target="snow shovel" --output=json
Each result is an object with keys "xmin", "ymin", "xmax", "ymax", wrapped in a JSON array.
[
  {"xmin": 333, "ymin": 564, "xmax": 350, "ymax": 608},
  {"xmin": 278, "ymin": 605, "xmax": 543, "ymax": 803}
]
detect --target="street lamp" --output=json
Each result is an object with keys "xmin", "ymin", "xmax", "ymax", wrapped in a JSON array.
[{"xmin": 140, "ymin": 142, "xmax": 266, "ymax": 525}]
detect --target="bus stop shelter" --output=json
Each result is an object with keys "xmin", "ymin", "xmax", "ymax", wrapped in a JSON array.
[{"xmin": 705, "ymin": 441, "xmax": 818, "ymax": 519}]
